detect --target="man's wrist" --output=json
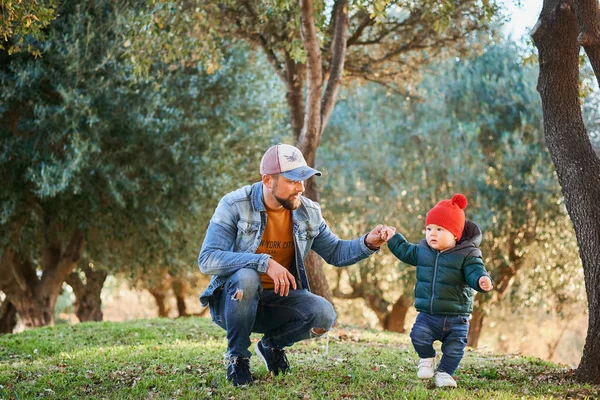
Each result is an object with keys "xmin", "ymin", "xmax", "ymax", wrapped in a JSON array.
[
  {"xmin": 364, "ymin": 236, "xmax": 380, "ymax": 251},
  {"xmin": 258, "ymin": 254, "xmax": 272, "ymax": 273}
]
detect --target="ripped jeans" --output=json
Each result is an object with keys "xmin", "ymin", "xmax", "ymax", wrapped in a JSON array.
[{"xmin": 208, "ymin": 268, "xmax": 337, "ymax": 358}]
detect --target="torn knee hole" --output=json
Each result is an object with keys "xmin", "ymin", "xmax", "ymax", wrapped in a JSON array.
[
  {"xmin": 311, "ymin": 328, "xmax": 328, "ymax": 336},
  {"xmin": 231, "ymin": 289, "xmax": 244, "ymax": 301}
]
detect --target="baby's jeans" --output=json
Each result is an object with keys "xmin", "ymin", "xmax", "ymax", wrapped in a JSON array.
[{"xmin": 410, "ymin": 312, "xmax": 469, "ymax": 375}]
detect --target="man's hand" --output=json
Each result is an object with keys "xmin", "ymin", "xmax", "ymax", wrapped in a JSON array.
[
  {"xmin": 379, "ymin": 226, "xmax": 396, "ymax": 242},
  {"xmin": 266, "ymin": 258, "xmax": 297, "ymax": 296},
  {"xmin": 365, "ymin": 224, "xmax": 396, "ymax": 249},
  {"xmin": 479, "ymin": 276, "xmax": 493, "ymax": 291}
]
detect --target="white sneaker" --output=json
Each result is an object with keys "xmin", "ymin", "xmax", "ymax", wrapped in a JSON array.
[
  {"xmin": 417, "ymin": 357, "xmax": 435, "ymax": 379},
  {"xmin": 435, "ymin": 371, "xmax": 457, "ymax": 388}
]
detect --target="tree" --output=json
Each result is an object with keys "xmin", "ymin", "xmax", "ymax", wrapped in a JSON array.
[
  {"xmin": 532, "ymin": 0, "xmax": 600, "ymax": 384},
  {"xmin": 0, "ymin": 297, "xmax": 17, "ymax": 334},
  {"xmin": 139, "ymin": 0, "xmax": 500, "ymax": 301},
  {"xmin": 434, "ymin": 43, "xmax": 569, "ymax": 347},
  {"xmin": 318, "ymin": 40, "xmax": 572, "ymax": 340},
  {"xmin": 0, "ymin": 0, "xmax": 286, "ymax": 329},
  {"xmin": 65, "ymin": 262, "xmax": 108, "ymax": 322}
]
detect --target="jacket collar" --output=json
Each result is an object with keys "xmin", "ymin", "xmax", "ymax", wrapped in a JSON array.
[
  {"xmin": 250, "ymin": 182, "xmax": 266, "ymax": 212},
  {"xmin": 456, "ymin": 220, "xmax": 482, "ymax": 248}
]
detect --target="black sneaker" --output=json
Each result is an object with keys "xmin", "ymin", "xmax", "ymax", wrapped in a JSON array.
[
  {"xmin": 254, "ymin": 340, "xmax": 291, "ymax": 376},
  {"xmin": 226, "ymin": 356, "xmax": 253, "ymax": 386}
]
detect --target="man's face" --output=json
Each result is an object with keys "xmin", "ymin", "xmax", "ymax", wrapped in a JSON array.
[
  {"xmin": 425, "ymin": 224, "xmax": 457, "ymax": 252},
  {"xmin": 270, "ymin": 175, "xmax": 305, "ymax": 210}
]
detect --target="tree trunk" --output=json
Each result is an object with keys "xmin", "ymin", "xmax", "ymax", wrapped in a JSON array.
[
  {"xmin": 467, "ymin": 242, "xmax": 524, "ymax": 347},
  {"xmin": 575, "ymin": 0, "xmax": 600, "ymax": 77},
  {"xmin": 574, "ymin": 0, "xmax": 600, "ymax": 384},
  {"xmin": 171, "ymin": 278, "xmax": 189, "ymax": 317},
  {"xmin": 66, "ymin": 266, "xmax": 107, "ymax": 322},
  {"xmin": 467, "ymin": 306, "xmax": 485, "ymax": 348},
  {"xmin": 304, "ymin": 251, "xmax": 333, "ymax": 304},
  {"xmin": 547, "ymin": 323, "xmax": 568, "ymax": 361},
  {"xmin": 0, "ymin": 230, "xmax": 84, "ymax": 328},
  {"xmin": 284, "ymin": 54, "xmax": 305, "ymax": 141},
  {"xmin": 0, "ymin": 300, "xmax": 17, "ymax": 334},
  {"xmin": 148, "ymin": 288, "xmax": 170, "ymax": 318},
  {"xmin": 533, "ymin": 0, "xmax": 600, "ymax": 384},
  {"xmin": 143, "ymin": 269, "xmax": 173, "ymax": 318},
  {"xmin": 384, "ymin": 294, "xmax": 412, "ymax": 333},
  {"xmin": 293, "ymin": 0, "xmax": 349, "ymax": 303},
  {"xmin": 332, "ymin": 273, "xmax": 392, "ymax": 328}
]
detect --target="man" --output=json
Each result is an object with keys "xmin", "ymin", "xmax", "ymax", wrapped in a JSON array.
[{"xmin": 198, "ymin": 143, "xmax": 394, "ymax": 386}]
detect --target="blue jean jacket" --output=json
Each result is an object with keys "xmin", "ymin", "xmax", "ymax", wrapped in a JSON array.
[{"xmin": 198, "ymin": 182, "xmax": 376, "ymax": 306}]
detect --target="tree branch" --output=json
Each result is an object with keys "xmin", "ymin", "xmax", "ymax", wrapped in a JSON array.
[
  {"xmin": 349, "ymin": 4, "xmax": 422, "ymax": 47},
  {"xmin": 347, "ymin": 11, "xmax": 375, "ymax": 47},
  {"xmin": 321, "ymin": 0, "xmax": 349, "ymax": 134},
  {"xmin": 284, "ymin": 52, "xmax": 305, "ymax": 142},
  {"xmin": 224, "ymin": 1, "xmax": 288, "ymax": 83},
  {"xmin": 0, "ymin": 249, "xmax": 30, "ymax": 292},
  {"xmin": 41, "ymin": 229, "xmax": 85, "ymax": 291},
  {"xmin": 253, "ymin": 34, "xmax": 287, "ymax": 83},
  {"xmin": 298, "ymin": 0, "xmax": 323, "ymax": 166},
  {"xmin": 575, "ymin": 0, "xmax": 600, "ymax": 79},
  {"xmin": 66, "ymin": 270, "xmax": 85, "ymax": 294}
]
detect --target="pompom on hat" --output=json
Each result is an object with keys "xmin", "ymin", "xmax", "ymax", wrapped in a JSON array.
[{"xmin": 425, "ymin": 194, "xmax": 468, "ymax": 241}]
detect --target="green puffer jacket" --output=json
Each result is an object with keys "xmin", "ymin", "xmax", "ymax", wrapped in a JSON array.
[{"xmin": 387, "ymin": 221, "xmax": 491, "ymax": 316}]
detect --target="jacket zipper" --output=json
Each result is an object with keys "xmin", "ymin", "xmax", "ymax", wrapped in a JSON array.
[
  {"xmin": 292, "ymin": 220, "xmax": 304, "ymax": 290},
  {"xmin": 430, "ymin": 252, "xmax": 440, "ymax": 313}
]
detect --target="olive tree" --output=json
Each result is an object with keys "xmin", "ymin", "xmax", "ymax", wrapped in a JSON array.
[{"xmin": 0, "ymin": 0, "xmax": 286, "ymax": 328}]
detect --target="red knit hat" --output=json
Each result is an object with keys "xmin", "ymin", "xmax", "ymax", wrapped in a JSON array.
[{"xmin": 425, "ymin": 194, "xmax": 468, "ymax": 241}]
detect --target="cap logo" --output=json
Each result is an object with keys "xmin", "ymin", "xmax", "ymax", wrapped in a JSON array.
[{"xmin": 285, "ymin": 150, "xmax": 300, "ymax": 164}]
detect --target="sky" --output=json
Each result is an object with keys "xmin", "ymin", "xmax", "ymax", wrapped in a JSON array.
[{"xmin": 503, "ymin": 0, "xmax": 543, "ymax": 40}]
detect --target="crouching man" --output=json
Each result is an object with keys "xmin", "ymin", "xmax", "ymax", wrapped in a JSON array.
[{"xmin": 198, "ymin": 143, "xmax": 394, "ymax": 386}]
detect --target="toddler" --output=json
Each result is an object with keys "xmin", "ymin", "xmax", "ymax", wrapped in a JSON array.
[{"xmin": 381, "ymin": 194, "xmax": 493, "ymax": 387}]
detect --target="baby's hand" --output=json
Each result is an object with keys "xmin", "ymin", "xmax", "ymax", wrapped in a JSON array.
[
  {"xmin": 379, "ymin": 226, "xmax": 396, "ymax": 242},
  {"xmin": 479, "ymin": 276, "xmax": 493, "ymax": 291}
]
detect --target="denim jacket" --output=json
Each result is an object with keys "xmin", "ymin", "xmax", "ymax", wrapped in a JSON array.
[{"xmin": 198, "ymin": 182, "xmax": 376, "ymax": 306}]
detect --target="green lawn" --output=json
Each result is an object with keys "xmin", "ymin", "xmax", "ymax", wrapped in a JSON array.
[{"xmin": 0, "ymin": 317, "xmax": 597, "ymax": 399}]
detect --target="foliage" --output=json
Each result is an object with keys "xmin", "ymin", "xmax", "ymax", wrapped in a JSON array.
[
  {"xmin": 0, "ymin": 0, "xmax": 286, "ymax": 295},
  {"xmin": 0, "ymin": 317, "xmax": 597, "ymax": 399},
  {"xmin": 120, "ymin": 0, "xmax": 505, "ymax": 181},
  {"xmin": 119, "ymin": 0, "xmax": 223, "ymax": 77},
  {"xmin": 510, "ymin": 217, "xmax": 585, "ymax": 317},
  {"xmin": 114, "ymin": 0, "xmax": 505, "ymax": 304},
  {"xmin": 318, "ymin": 40, "xmax": 581, "ymax": 324},
  {"xmin": 0, "ymin": 0, "xmax": 57, "ymax": 55},
  {"xmin": 127, "ymin": 0, "xmax": 501, "ymax": 91},
  {"xmin": 438, "ymin": 43, "xmax": 580, "ymax": 315}
]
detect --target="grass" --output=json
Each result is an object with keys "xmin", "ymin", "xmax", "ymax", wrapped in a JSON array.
[{"xmin": 0, "ymin": 317, "xmax": 598, "ymax": 399}]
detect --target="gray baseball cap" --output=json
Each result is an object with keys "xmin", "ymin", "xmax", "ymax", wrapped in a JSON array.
[{"xmin": 260, "ymin": 144, "xmax": 321, "ymax": 181}]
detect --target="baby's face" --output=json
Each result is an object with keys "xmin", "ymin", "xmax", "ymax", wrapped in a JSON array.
[{"xmin": 425, "ymin": 224, "xmax": 456, "ymax": 252}]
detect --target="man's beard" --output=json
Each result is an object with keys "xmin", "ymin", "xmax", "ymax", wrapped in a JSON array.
[
  {"xmin": 270, "ymin": 177, "xmax": 302, "ymax": 210},
  {"xmin": 270, "ymin": 183, "xmax": 301, "ymax": 210},
  {"xmin": 273, "ymin": 193, "xmax": 301, "ymax": 210}
]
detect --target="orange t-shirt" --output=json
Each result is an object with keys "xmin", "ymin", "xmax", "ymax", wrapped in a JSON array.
[{"xmin": 256, "ymin": 205, "xmax": 295, "ymax": 289}]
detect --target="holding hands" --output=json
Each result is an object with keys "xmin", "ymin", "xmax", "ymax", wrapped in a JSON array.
[
  {"xmin": 365, "ymin": 224, "xmax": 397, "ymax": 249},
  {"xmin": 379, "ymin": 226, "xmax": 396, "ymax": 242}
]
